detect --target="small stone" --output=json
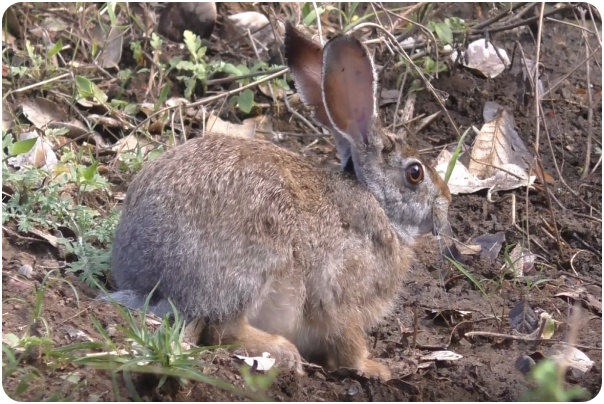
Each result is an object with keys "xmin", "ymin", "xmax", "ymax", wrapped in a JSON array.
[
  {"xmin": 106, "ymin": 326, "xmax": 117, "ymax": 337},
  {"xmin": 18, "ymin": 264, "xmax": 33, "ymax": 278}
]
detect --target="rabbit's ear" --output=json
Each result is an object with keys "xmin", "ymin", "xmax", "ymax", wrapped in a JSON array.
[
  {"xmin": 285, "ymin": 23, "xmax": 354, "ymax": 171},
  {"xmin": 284, "ymin": 22, "xmax": 330, "ymax": 128},
  {"xmin": 322, "ymin": 35, "xmax": 377, "ymax": 147}
]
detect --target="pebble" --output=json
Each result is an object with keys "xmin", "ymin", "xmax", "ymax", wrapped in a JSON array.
[{"xmin": 18, "ymin": 264, "xmax": 33, "ymax": 278}]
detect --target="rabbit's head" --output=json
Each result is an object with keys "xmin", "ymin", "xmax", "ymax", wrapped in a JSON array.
[{"xmin": 285, "ymin": 23, "xmax": 451, "ymax": 243}]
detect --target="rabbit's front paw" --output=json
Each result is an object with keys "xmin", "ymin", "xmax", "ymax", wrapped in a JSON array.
[
  {"xmin": 358, "ymin": 358, "xmax": 391, "ymax": 381},
  {"xmin": 268, "ymin": 335, "xmax": 305, "ymax": 375}
]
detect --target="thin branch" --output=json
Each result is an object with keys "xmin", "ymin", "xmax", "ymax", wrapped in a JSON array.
[
  {"xmin": 126, "ymin": 68, "xmax": 289, "ymax": 138},
  {"xmin": 580, "ymin": 7, "xmax": 594, "ymax": 180},
  {"xmin": 533, "ymin": 3, "xmax": 545, "ymax": 155}
]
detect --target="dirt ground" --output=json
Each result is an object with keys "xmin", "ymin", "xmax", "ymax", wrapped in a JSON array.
[{"xmin": 2, "ymin": 3, "xmax": 602, "ymax": 402}]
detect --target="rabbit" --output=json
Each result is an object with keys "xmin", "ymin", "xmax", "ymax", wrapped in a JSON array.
[{"xmin": 109, "ymin": 22, "xmax": 451, "ymax": 381}]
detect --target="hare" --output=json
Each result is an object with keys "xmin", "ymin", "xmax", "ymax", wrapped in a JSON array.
[{"xmin": 109, "ymin": 23, "xmax": 451, "ymax": 381}]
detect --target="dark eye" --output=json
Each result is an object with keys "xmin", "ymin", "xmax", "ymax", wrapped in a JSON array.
[{"xmin": 405, "ymin": 163, "xmax": 424, "ymax": 185}]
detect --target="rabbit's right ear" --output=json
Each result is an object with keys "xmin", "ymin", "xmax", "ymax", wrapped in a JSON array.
[
  {"xmin": 285, "ymin": 22, "xmax": 354, "ymax": 172},
  {"xmin": 322, "ymin": 35, "xmax": 377, "ymax": 149}
]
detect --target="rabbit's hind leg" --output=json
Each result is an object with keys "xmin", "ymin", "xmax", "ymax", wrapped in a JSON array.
[
  {"xmin": 327, "ymin": 323, "xmax": 391, "ymax": 381},
  {"xmin": 201, "ymin": 317, "xmax": 305, "ymax": 375}
]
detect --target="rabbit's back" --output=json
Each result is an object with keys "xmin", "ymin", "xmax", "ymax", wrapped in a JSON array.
[{"xmin": 112, "ymin": 134, "xmax": 410, "ymax": 332}]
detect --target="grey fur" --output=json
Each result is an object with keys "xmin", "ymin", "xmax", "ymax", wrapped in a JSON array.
[{"xmin": 110, "ymin": 25, "xmax": 451, "ymax": 378}]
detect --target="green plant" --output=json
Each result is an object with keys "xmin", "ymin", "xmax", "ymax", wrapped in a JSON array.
[
  {"xmin": 446, "ymin": 257, "xmax": 487, "ymax": 296},
  {"xmin": 522, "ymin": 359, "xmax": 589, "ymax": 401},
  {"xmin": 77, "ymin": 288, "xmax": 271, "ymax": 400},
  {"xmin": 2, "ymin": 132, "xmax": 119, "ymax": 287}
]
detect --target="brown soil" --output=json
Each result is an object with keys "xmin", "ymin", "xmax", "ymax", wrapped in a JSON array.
[{"xmin": 2, "ymin": 3, "xmax": 602, "ymax": 402}]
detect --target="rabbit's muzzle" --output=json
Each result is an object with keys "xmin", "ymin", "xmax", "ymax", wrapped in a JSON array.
[{"xmin": 420, "ymin": 194, "xmax": 451, "ymax": 237}]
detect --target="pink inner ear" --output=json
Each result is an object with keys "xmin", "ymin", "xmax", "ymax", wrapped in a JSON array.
[
  {"xmin": 284, "ymin": 23, "xmax": 331, "ymax": 128},
  {"xmin": 322, "ymin": 36, "xmax": 375, "ymax": 143}
]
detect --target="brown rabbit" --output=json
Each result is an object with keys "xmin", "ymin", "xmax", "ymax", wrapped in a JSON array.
[{"xmin": 109, "ymin": 23, "xmax": 451, "ymax": 380}]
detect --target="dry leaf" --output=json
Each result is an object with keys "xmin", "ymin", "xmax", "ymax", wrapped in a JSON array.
[
  {"xmin": 234, "ymin": 352, "xmax": 276, "ymax": 372},
  {"xmin": 469, "ymin": 107, "xmax": 515, "ymax": 178},
  {"xmin": 7, "ymin": 132, "xmax": 58, "ymax": 171},
  {"xmin": 420, "ymin": 351, "xmax": 463, "ymax": 362},
  {"xmin": 112, "ymin": 134, "xmax": 154, "ymax": 157},
  {"xmin": 547, "ymin": 344, "xmax": 594, "ymax": 377},
  {"xmin": 21, "ymin": 98, "xmax": 69, "ymax": 128},
  {"xmin": 97, "ymin": 26, "xmax": 124, "ymax": 68},
  {"xmin": 206, "ymin": 114, "xmax": 256, "ymax": 139},
  {"xmin": 451, "ymin": 38, "xmax": 510, "ymax": 78}
]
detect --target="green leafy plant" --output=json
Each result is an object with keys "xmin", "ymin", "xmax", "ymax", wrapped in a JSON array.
[
  {"xmin": 522, "ymin": 359, "xmax": 589, "ymax": 401},
  {"xmin": 2, "ymin": 133, "xmax": 118, "ymax": 287}
]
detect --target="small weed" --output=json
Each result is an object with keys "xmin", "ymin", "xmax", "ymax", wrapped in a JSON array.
[
  {"xmin": 2, "ymin": 132, "xmax": 118, "ymax": 287},
  {"xmin": 446, "ymin": 256, "xmax": 487, "ymax": 296},
  {"xmin": 522, "ymin": 359, "xmax": 589, "ymax": 401}
]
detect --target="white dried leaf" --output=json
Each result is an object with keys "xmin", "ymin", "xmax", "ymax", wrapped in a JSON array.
[
  {"xmin": 451, "ymin": 38, "xmax": 510, "ymax": 78},
  {"xmin": 508, "ymin": 244, "xmax": 538, "ymax": 277},
  {"xmin": 7, "ymin": 132, "xmax": 58, "ymax": 171},
  {"xmin": 420, "ymin": 350, "xmax": 463, "ymax": 362},
  {"xmin": 435, "ymin": 149, "xmax": 535, "ymax": 195},
  {"xmin": 234, "ymin": 352, "xmax": 275, "ymax": 372}
]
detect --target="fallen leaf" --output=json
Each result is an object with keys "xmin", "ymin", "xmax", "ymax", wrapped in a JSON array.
[
  {"xmin": 111, "ymin": 134, "xmax": 155, "ymax": 157},
  {"xmin": 472, "ymin": 232, "xmax": 505, "ymax": 261},
  {"xmin": 97, "ymin": 26, "xmax": 124, "ymax": 68},
  {"xmin": 509, "ymin": 300, "xmax": 539, "ymax": 335},
  {"xmin": 420, "ymin": 350, "xmax": 463, "ymax": 362},
  {"xmin": 555, "ymin": 289, "xmax": 602, "ymax": 314},
  {"xmin": 7, "ymin": 132, "xmax": 58, "ymax": 171},
  {"xmin": 21, "ymin": 98, "xmax": 68, "ymax": 128},
  {"xmin": 206, "ymin": 114, "xmax": 256, "ymax": 139},
  {"xmin": 547, "ymin": 344, "xmax": 594, "ymax": 377},
  {"xmin": 507, "ymin": 244, "xmax": 538, "ymax": 277},
  {"xmin": 234, "ymin": 352, "xmax": 275, "ymax": 372},
  {"xmin": 451, "ymin": 38, "xmax": 510, "ymax": 78}
]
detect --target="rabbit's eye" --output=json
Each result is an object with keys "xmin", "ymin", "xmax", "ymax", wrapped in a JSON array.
[{"xmin": 405, "ymin": 163, "xmax": 424, "ymax": 185}]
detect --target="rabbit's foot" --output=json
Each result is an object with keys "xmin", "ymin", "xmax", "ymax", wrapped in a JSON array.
[
  {"xmin": 238, "ymin": 323, "xmax": 305, "ymax": 375},
  {"xmin": 358, "ymin": 358, "xmax": 391, "ymax": 381},
  {"xmin": 203, "ymin": 318, "xmax": 305, "ymax": 375}
]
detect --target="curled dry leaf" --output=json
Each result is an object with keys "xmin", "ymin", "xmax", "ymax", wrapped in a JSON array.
[
  {"xmin": 20, "ymin": 98, "xmax": 105, "ymax": 145},
  {"xmin": 555, "ymin": 288, "xmax": 602, "ymax": 314},
  {"xmin": 451, "ymin": 38, "xmax": 510, "ymax": 78},
  {"xmin": 435, "ymin": 102, "xmax": 536, "ymax": 195},
  {"xmin": 506, "ymin": 244, "xmax": 538, "ymax": 278}
]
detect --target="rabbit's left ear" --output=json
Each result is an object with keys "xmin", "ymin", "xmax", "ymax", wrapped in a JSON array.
[{"xmin": 321, "ymin": 35, "xmax": 377, "ymax": 147}]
